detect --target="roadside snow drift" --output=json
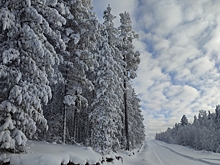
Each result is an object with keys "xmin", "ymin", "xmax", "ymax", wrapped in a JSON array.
[{"xmin": 5, "ymin": 141, "xmax": 103, "ymax": 165}]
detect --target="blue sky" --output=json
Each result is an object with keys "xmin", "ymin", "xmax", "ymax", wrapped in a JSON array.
[{"xmin": 93, "ymin": 0, "xmax": 220, "ymax": 139}]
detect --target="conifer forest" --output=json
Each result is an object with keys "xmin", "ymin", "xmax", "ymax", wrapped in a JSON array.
[
  {"xmin": 0, "ymin": 0, "xmax": 145, "ymax": 154},
  {"xmin": 156, "ymin": 106, "xmax": 220, "ymax": 153}
]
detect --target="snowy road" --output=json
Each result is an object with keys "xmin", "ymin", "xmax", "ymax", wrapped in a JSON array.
[
  {"xmin": 123, "ymin": 140, "xmax": 220, "ymax": 165},
  {"xmin": 143, "ymin": 141, "xmax": 209, "ymax": 165}
]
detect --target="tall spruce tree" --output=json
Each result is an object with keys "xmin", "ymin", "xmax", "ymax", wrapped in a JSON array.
[
  {"xmin": 60, "ymin": 0, "xmax": 100, "ymax": 143},
  {"xmin": 127, "ymin": 86, "xmax": 145, "ymax": 149},
  {"xmin": 118, "ymin": 11, "xmax": 140, "ymax": 150},
  {"xmin": 89, "ymin": 40, "xmax": 123, "ymax": 154},
  {"xmin": 0, "ymin": 0, "xmax": 65, "ymax": 152},
  {"xmin": 102, "ymin": 4, "xmax": 125, "ymax": 148},
  {"xmin": 180, "ymin": 115, "xmax": 188, "ymax": 126}
]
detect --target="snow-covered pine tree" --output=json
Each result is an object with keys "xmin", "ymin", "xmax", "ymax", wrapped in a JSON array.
[
  {"xmin": 39, "ymin": 0, "xmax": 72, "ymax": 143},
  {"xmin": 0, "ymin": 0, "xmax": 65, "ymax": 152},
  {"xmin": 215, "ymin": 105, "xmax": 220, "ymax": 123},
  {"xmin": 127, "ymin": 86, "xmax": 145, "ymax": 150},
  {"xmin": 180, "ymin": 115, "xmax": 188, "ymax": 126},
  {"xmin": 57, "ymin": 0, "xmax": 100, "ymax": 144},
  {"xmin": 118, "ymin": 11, "xmax": 140, "ymax": 150},
  {"xmin": 102, "ymin": 4, "xmax": 125, "ymax": 149},
  {"xmin": 89, "ymin": 40, "xmax": 123, "ymax": 154},
  {"xmin": 88, "ymin": 5, "xmax": 131, "ymax": 154}
]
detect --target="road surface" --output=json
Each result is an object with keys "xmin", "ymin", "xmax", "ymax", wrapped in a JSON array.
[{"xmin": 133, "ymin": 140, "xmax": 218, "ymax": 165}]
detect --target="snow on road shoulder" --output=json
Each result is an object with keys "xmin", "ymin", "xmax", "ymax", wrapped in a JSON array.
[
  {"xmin": 4, "ymin": 141, "xmax": 138, "ymax": 165},
  {"xmin": 6, "ymin": 141, "xmax": 103, "ymax": 165},
  {"xmin": 154, "ymin": 140, "xmax": 220, "ymax": 164}
]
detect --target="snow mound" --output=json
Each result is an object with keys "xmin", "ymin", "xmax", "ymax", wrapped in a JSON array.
[
  {"xmin": 4, "ymin": 141, "xmax": 126, "ymax": 165},
  {"xmin": 7, "ymin": 141, "xmax": 103, "ymax": 165}
]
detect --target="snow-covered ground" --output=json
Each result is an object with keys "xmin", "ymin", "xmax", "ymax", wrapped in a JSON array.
[
  {"xmin": 154, "ymin": 140, "xmax": 220, "ymax": 164},
  {"xmin": 4, "ymin": 141, "xmax": 102, "ymax": 165},
  {"xmin": 2, "ymin": 140, "xmax": 220, "ymax": 165},
  {"xmin": 142, "ymin": 140, "xmax": 220, "ymax": 165}
]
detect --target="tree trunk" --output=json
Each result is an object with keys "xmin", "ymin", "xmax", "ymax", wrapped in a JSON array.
[
  {"xmin": 73, "ymin": 109, "xmax": 77, "ymax": 141},
  {"xmin": 63, "ymin": 103, "xmax": 67, "ymax": 144},
  {"xmin": 124, "ymin": 77, "xmax": 129, "ymax": 150},
  {"xmin": 63, "ymin": 62, "xmax": 69, "ymax": 144}
]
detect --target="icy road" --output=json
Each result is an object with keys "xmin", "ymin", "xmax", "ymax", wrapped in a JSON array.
[{"xmin": 122, "ymin": 140, "xmax": 220, "ymax": 165}]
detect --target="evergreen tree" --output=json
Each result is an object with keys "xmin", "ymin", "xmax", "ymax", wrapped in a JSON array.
[
  {"xmin": 43, "ymin": 0, "xmax": 99, "ymax": 144},
  {"xmin": 89, "ymin": 40, "xmax": 123, "ymax": 154},
  {"xmin": 127, "ymin": 87, "xmax": 145, "ymax": 149},
  {"xmin": 180, "ymin": 115, "xmax": 188, "ymax": 126},
  {"xmin": 118, "ymin": 11, "xmax": 140, "ymax": 150},
  {"xmin": 101, "ymin": 4, "xmax": 126, "ymax": 149},
  {"xmin": 0, "ymin": 0, "xmax": 65, "ymax": 152},
  {"xmin": 215, "ymin": 105, "xmax": 220, "ymax": 122},
  {"xmin": 61, "ymin": 0, "xmax": 100, "ymax": 144}
]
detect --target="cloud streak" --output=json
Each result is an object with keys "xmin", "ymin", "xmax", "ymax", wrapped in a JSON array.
[{"xmin": 93, "ymin": 0, "xmax": 220, "ymax": 140}]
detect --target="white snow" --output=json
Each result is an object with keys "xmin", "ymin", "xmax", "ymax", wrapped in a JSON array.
[
  {"xmin": 134, "ymin": 140, "xmax": 220, "ymax": 165},
  {"xmin": 0, "ymin": 8, "xmax": 15, "ymax": 31},
  {"xmin": 2, "ymin": 48, "xmax": 19, "ymax": 65},
  {"xmin": 7, "ymin": 141, "xmax": 103, "ymax": 165},
  {"xmin": 152, "ymin": 140, "xmax": 220, "ymax": 164},
  {"xmin": 3, "ymin": 140, "xmax": 220, "ymax": 165},
  {"xmin": 63, "ymin": 95, "xmax": 76, "ymax": 106}
]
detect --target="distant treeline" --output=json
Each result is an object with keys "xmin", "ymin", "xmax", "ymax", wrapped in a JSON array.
[{"xmin": 155, "ymin": 105, "xmax": 220, "ymax": 152}]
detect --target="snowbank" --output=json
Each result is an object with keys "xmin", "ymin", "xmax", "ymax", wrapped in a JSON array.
[
  {"xmin": 155, "ymin": 140, "xmax": 220, "ymax": 164},
  {"xmin": 2, "ymin": 141, "xmax": 127, "ymax": 165},
  {"xmin": 3, "ymin": 141, "xmax": 98, "ymax": 165}
]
